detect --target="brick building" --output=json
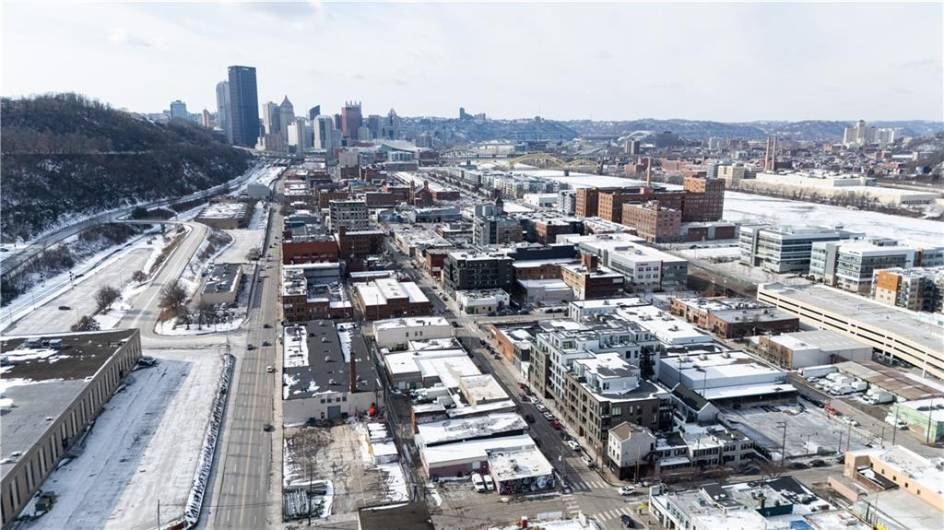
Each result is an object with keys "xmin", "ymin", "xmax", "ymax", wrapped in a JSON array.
[
  {"xmin": 282, "ymin": 235, "xmax": 340, "ymax": 265},
  {"xmin": 621, "ymin": 201, "xmax": 681, "ymax": 243},
  {"xmin": 560, "ymin": 254, "xmax": 625, "ymax": 300},
  {"xmin": 681, "ymin": 176, "xmax": 725, "ymax": 221}
]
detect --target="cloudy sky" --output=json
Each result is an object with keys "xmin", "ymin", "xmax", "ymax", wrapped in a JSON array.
[{"xmin": 3, "ymin": 1, "xmax": 942, "ymax": 122}]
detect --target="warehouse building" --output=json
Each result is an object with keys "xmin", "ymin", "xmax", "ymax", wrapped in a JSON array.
[
  {"xmin": 755, "ymin": 329, "xmax": 873, "ymax": 369},
  {"xmin": 1, "ymin": 329, "xmax": 142, "ymax": 526},
  {"xmin": 199, "ymin": 262, "xmax": 244, "ymax": 306}
]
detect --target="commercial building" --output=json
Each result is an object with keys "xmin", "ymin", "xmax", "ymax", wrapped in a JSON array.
[
  {"xmin": 1, "ymin": 329, "xmax": 142, "ymax": 526},
  {"xmin": 340, "ymin": 101, "xmax": 362, "ymax": 139},
  {"xmin": 844, "ymin": 446, "xmax": 943, "ymax": 512},
  {"xmin": 442, "ymin": 252, "xmax": 514, "ymax": 293},
  {"xmin": 280, "ymin": 263, "xmax": 351, "ymax": 321},
  {"xmin": 669, "ymin": 296, "xmax": 799, "ymax": 339},
  {"xmin": 756, "ymin": 329, "xmax": 873, "ymax": 369},
  {"xmin": 515, "ymin": 279, "xmax": 575, "ymax": 305},
  {"xmin": 352, "ymin": 277, "xmax": 432, "ymax": 320},
  {"xmin": 810, "ymin": 240, "xmax": 921, "ymax": 294},
  {"xmin": 226, "ymin": 65, "xmax": 259, "ymax": 147},
  {"xmin": 621, "ymin": 201, "xmax": 681, "ymax": 243},
  {"xmin": 606, "ymin": 247, "xmax": 688, "ymax": 292},
  {"xmin": 455, "ymin": 289, "xmax": 510, "ymax": 315},
  {"xmin": 648, "ymin": 477, "xmax": 857, "ymax": 530},
  {"xmin": 560, "ymin": 255, "xmax": 624, "ymax": 300},
  {"xmin": 372, "ymin": 317, "xmax": 453, "ymax": 350},
  {"xmin": 197, "ymin": 201, "xmax": 251, "ymax": 230},
  {"xmin": 282, "ymin": 322, "xmax": 381, "ymax": 424},
  {"xmin": 872, "ymin": 266, "xmax": 944, "ymax": 312},
  {"xmin": 328, "ymin": 199, "xmax": 369, "ymax": 232},
  {"xmin": 887, "ymin": 399, "xmax": 944, "ymax": 444},
  {"xmin": 487, "ymin": 445, "xmax": 555, "ymax": 495},
  {"xmin": 199, "ymin": 262, "xmax": 243, "ymax": 306},
  {"xmin": 758, "ymin": 282, "xmax": 944, "ymax": 380},
  {"xmin": 740, "ymin": 225, "xmax": 860, "ymax": 273},
  {"xmin": 281, "ymin": 234, "xmax": 340, "ymax": 265}
]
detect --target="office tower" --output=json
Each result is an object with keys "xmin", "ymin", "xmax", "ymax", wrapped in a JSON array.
[
  {"xmin": 215, "ymin": 81, "xmax": 230, "ymax": 140},
  {"xmin": 334, "ymin": 113, "xmax": 342, "ymax": 131},
  {"xmin": 169, "ymin": 100, "xmax": 188, "ymax": 120},
  {"xmin": 625, "ymin": 139, "xmax": 640, "ymax": 155},
  {"xmin": 201, "ymin": 109, "xmax": 212, "ymax": 128},
  {"xmin": 341, "ymin": 101, "xmax": 362, "ymax": 138},
  {"xmin": 382, "ymin": 109, "xmax": 400, "ymax": 140},
  {"xmin": 308, "ymin": 105, "xmax": 321, "ymax": 121},
  {"xmin": 842, "ymin": 119, "xmax": 877, "ymax": 147},
  {"xmin": 314, "ymin": 115, "xmax": 337, "ymax": 151},
  {"xmin": 278, "ymin": 96, "xmax": 294, "ymax": 140},
  {"xmin": 262, "ymin": 101, "xmax": 280, "ymax": 136},
  {"xmin": 287, "ymin": 118, "xmax": 313, "ymax": 153},
  {"xmin": 366, "ymin": 114, "xmax": 382, "ymax": 139},
  {"xmin": 226, "ymin": 66, "xmax": 259, "ymax": 147}
]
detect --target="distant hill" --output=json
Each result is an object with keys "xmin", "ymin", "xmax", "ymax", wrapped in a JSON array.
[
  {"xmin": 1, "ymin": 94, "xmax": 252, "ymax": 240},
  {"xmin": 564, "ymin": 119, "xmax": 944, "ymax": 141}
]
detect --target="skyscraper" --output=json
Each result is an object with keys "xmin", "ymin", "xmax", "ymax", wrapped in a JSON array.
[
  {"xmin": 308, "ymin": 105, "xmax": 321, "ymax": 121},
  {"xmin": 169, "ymin": 100, "xmax": 188, "ymax": 120},
  {"xmin": 226, "ymin": 66, "xmax": 259, "ymax": 147},
  {"xmin": 341, "ymin": 101, "xmax": 362, "ymax": 139},
  {"xmin": 278, "ymin": 96, "xmax": 295, "ymax": 141},
  {"xmin": 262, "ymin": 101, "xmax": 280, "ymax": 136},
  {"xmin": 201, "ymin": 109, "xmax": 212, "ymax": 128},
  {"xmin": 314, "ymin": 115, "xmax": 337, "ymax": 151},
  {"xmin": 366, "ymin": 114, "xmax": 382, "ymax": 139},
  {"xmin": 215, "ymin": 81, "xmax": 231, "ymax": 140}
]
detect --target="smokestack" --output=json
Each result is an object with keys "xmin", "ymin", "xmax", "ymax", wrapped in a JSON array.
[
  {"xmin": 350, "ymin": 353, "xmax": 357, "ymax": 393},
  {"xmin": 646, "ymin": 157, "xmax": 652, "ymax": 186}
]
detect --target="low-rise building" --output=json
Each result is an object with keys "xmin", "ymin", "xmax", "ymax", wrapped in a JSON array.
[
  {"xmin": 197, "ymin": 201, "xmax": 251, "ymax": 230},
  {"xmin": 560, "ymin": 255, "xmax": 624, "ymax": 300},
  {"xmin": 328, "ymin": 199, "xmax": 369, "ymax": 232},
  {"xmin": 280, "ymin": 263, "xmax": 350, "ymax": 321},
  {"xmin": 487, "ymin": 445, "xmax": 555, "ymax": 495},
  {"xmin": 199, "ymin": 262, "xmax": 243, "ymax": 306},
  {"xmin": 887, "ymin": 399, "xmax": 944, "ymax": 443},
  {"xmin": 844, "ymin": 445, "xmax": 944, "ymax": 512},
  {"xmin": 669, "ymin": 296, "xmax": 799, "ymax": 338},
  {"xmin": 1, "ymin": 330, "xmax": 142, "ymax": 525},
  {"xmin": 740, "ymin": 225, "xmax": 860, "ymax": 274},
  {"xmin": 755, "ymin": 329, "xmax": 872, "ymax": 369},
  {"xmin": 442, "ymin": 251, "xmax": 514, "ymax": 293},
  {"xmin": 372, "ymin": 316, "xmax": 453, "ymax": 350},
  {"xmin": 455, "ymin": 289, "xmax": 510, "ymax": 315},
  {"xmin": 281, "ymin": 321, "xmax": 381, "ymax": 424},
  {"xmin": 811, "ymin": 239, "xmax": 920, "ymax": 294},
  {"xmin": 352, "ymin": 277, "xmax": 432, "ymax": 320}
]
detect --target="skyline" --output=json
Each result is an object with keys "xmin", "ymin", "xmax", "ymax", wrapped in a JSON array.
[{"xmin": 2, "ymin": 2, "xmax": 943, "ymax": 122}]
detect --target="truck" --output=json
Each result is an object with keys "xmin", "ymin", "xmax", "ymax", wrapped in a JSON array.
[{"xmin": 799, "ymin": 365, "xmax": 838, "ymax": 379}]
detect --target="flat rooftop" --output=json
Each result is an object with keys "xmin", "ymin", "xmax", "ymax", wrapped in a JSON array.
[
  {"xmin": 416, "ymin": 412, "xmax": 526, "ymax": 446},
  {"xmin": 1, "ymin": 329, "xmax": 139, "ymax": 477},
  {"xmin": 203, "ymin": 262, "xmax": 241, "ymax": 294},
  {"xmin": 487, "ymin": 444, "xmax": 554, "ymax": 482},
  {"xmin": 282, "ymin": 320, "xmax": 379, "ymax": 400},
  {"xmin": 834, "ymin": 360, "xmax": 943, "ymax": 401}
]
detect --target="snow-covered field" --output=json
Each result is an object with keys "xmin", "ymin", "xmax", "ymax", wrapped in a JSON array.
[
  {"xmin": 24, "ymin": 351, "xmax": 222, "ymax": 530},
  {"xmin": 724, "ymin": 191, "xmax": 944, "ymax": 247}
]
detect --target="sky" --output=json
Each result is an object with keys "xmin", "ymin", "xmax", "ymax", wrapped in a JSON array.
[{"xmin": 2, "ymin": 1, "xmax": 942, "ymax": 122}]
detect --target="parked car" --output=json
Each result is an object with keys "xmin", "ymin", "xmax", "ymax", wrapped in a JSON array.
[
  {"xmin": 266, "ymin": 365, "xmax": 275, "ymax": 373},
  {"xmin": 542, "ymin": 411, "xmax": 554, "ymax": 421},
  {"xmin": 524, "ymin": 414, "xmax": 535, "ymax": 424},
  {"xmin": 809, "ymin": 459, "xmax": 827, "ymax": 468},
  {"xmin": 566, "ymin": 440, "xmax": 580, "ymax": 451},
  {"xmin": 262, "ymin": 423, "xmax": 274, "ymax": 432},
  {"xmin": 583, "ymin": 456, "xmax": 596, "ymax": 469},
  {"xmin": 551, "ymin": 420, "xmax": 562, "ymax": 430},
  {"xmin": 471, "ymin": 473, "xmax": 486, "ymax": 493},
  {"xmin": 247, "ymin": 344, "xmax": 256, "ymax": 350},
  {"xmin": 483, "ymin": 474, "xmax": 496, "ymax": 492},
  {"xmin": 262, "ymin": 340, "xmax": 271, "ymax": 346},
  {"xmin": 618, "ymin": 485, "xmax": 635, "ymax": 496},
  {"xmin": 58, "ymin": 305, "xmax": 71, "ymax": 310},
  {"xmin": 534, "ymin": 403, "xmax": 547, "ymax": 413},
  {"xmin": 263, "ymin": 323, "xmax": 272, "ymax": 329}
]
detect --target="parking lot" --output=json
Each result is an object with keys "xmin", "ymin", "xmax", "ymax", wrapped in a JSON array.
[{"xmin": 722, "ymin": 399, "xmax": 876, "ymax": 461}]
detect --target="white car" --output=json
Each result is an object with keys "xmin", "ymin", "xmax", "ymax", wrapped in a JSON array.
[
  {"xmin": 618, "ymin": 485, "xmax": 635, "ymax": 496},
  {"xmin": 566, "ymin": 440, "xmax": 580, "ymax": 452},
  {"xmin": 483, "ymin": 474, "xmax": 496, "ymax": 492},
  {"xmin": 471, "ymin": 472, "xmax": 486, "ymax": 493},
  {"xmin": 534, "ymin": 403, "xmax": 547, "ymax": 413}
]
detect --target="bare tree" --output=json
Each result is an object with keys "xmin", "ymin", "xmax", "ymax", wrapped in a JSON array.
[
  {"xmin": 131, "ymin": 270, "xmax": 147, "ymax": 283},
  {"xmin": 71, "ymin": 315, "xmax": 101, "ymax": 332},
  {"xmin": 95, "ymin": 285, "xmax": 121, "ymax": 312},
  {"xmin": 158, "ymin": 279, "xmax": 188, "ymax": 317}
]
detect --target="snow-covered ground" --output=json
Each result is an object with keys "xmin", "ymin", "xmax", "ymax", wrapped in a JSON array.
[
  {"xmin": 23, "ymin": 351, "xmax": 222, "ymax": 530},
  {"xmin": 723, "ymin": 191, "xmax": 944, "ymax": 247}
]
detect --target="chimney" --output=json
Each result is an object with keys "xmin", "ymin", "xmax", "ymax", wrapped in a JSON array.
[
  {"xmin": 581, "ymin": 252, "xmax": 598, "ymax": 272},
  {"xmin": 350, "ymin": 353, "xmax": 357, "ymax": 393}
]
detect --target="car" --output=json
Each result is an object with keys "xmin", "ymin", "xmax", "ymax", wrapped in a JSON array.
[
  {"xmin": 262, "ymin": 340, "xmax": 271, "ymax": 346},
  {"xmin": 519, "ymin": 394, "xmax": 531, "ymax": 403},
  {"xmin": 534, "ymin": 403, "xmax": 547, "ymax": 413},
  {"xmin": 810, "ymin": 459, "xmax": 827, "ymax": 468},
  {"xmin": 620, "ymin": 514, "xmax": 638, "ymax": 528},
  {"xmin": 266, "ymin": 365, "xmax": 275, "ymax": 373},
  {"xmin": 483, "ymin": 474, "xmax": 496, "ymax": 491},
  {"xmin": 247, "ymin": 344, "xmax": 256, "ymax": 350},
  {"xmin": 566, "ymin": 440, "xmax": 580, "ymax": 451},
  {"xmin": 551, "ymin": 420, "xmax": 562, "ymax": 430},
  {"xmin": 542, "ymin": 412, "xmax": 554, "ymax": 421},
  {"xmin": 583, "ymin": 456, "xmax": 596, "ymax": 469},
  {"xmin": 618, "ymin": 485, "xmax": 636, "ymax": 496},
  {"xmin": 789, "ymin": 461, "xmax": 808, "ymax": 470},
  {"xmin": 57, "ymin": 305, "xmax": 71, "ymax": 310},
  {"xmin": 263, "ymin": 323, "xmax": 272, "ymax": 328},
  {"xmin": 451, "ymin": 321, "xmax": 460, "ymax": 328},
  {"xmin": 471, "ymin": 473, "xmax": 486, "ymax": 493},
  {"xmin": 524, "ymin": 414, "xmax": 535, "ymax": 424},
  {"xmin": 262, "ymin": 423, "xmax": 274, "ymax": 432}
]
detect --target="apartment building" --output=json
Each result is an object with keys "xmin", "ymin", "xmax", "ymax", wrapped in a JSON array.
[
  {"xmin": 442, "ymin": 251, "xmax": 514, "ymax": 293},
  {"xmin": 560, "ymin": 254, "xmax": 624, "ymax": 300},
  {"xmin": 327, "ymin": 199, "xmax": 369, "ymax": 232},
  {"xmin": 810, "ymin": 239, "xmax": 917, "ymax": 294},
  {"xmin": 872, "ymin": 267, "xmax": 944, "ymax": 312},
  {"xmin": 740, "ymin": 225, "xmax": 860, "ymax": 273}
]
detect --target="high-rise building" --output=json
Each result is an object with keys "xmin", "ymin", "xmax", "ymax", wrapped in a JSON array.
[
  {"xmin": 215, "ymin": 81, "xmax": 230, "ymax": 140},
  {"xmin": 226, "ymin": 66, "xmax": 259, "ymax": 147},
  {"xmin": 308, "ymin": 105, "xmax": 321, "ymax": 121},
  {"xmin": 842, "ymin": 119, "xmax": 876, "ymax": 147},
  {"xmin": 625, "ymin": 139, "xmax": 641, "ymax": 155},
  {"xmin": 262, "ymin": 101, "xmax": 280, "ymax": 136},
  {"xmin": 341, "ymin": 101, "xmax": 362, "ymax": 139},
  {"xmin": 314, "ymin": 115, "xmax": 337, "ymax": 151},
  {"xmin": 169, "ymin": 100, "xmax": 188, "ymax": 120},
  {"xmin": 287, "ymin": 118, "xmax": 313, "ymax": 153},
  {"xmin": 201, "ymin": 109, "xmax": 212, "ymax": 128},
  {"xmin": 278, "ymin": 96, "xmax": 294, "ymax": 140},
  {"xmin": 366, "ymin": 114, "xmax": 382, "ymax": 139},
  {"xmin": 382, "ymin": 109, "xmax": 400, "ymax": 140}
]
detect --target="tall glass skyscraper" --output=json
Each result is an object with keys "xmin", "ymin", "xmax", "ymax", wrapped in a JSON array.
[
  {"xmin": 226, "ymin": 66, "xmax": 259, "ymax": 147},
  {"xmin": 215, "ymin": 81, "xmax": 230, "ymax": 142}
]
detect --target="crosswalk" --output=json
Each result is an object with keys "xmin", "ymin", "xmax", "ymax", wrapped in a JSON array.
[
  {"xmin": 592, "ymin": 505, "xmax": 635, "ymax": 522},
  {"xmin": 561, "ymin": 493, "xmax": 581, "ymax": 518},
  {"xmin": 567, "ymin": 478, "xmax": 609, "ymax": 491}
]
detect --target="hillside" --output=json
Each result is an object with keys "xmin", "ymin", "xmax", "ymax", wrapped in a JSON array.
[{"xmin": 1, "ymin": 94, "xmax": 252, "ymax": 241}]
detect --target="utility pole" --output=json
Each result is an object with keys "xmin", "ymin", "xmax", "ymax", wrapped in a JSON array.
[
  {"xmin": 891, "ymin": 405, "xmax": 900, "ymax": 445},
  {"xmin": 157, "ymin": 498, "xmax": 161, "ymax": 530},
  {"xmin": 846, "ymin": 419, "xmax": 853, "ymax": 452}
]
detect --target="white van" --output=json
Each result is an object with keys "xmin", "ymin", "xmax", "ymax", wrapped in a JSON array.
[
  {"xmin": 471, "ymin": 472, "xmax": 486, "ymax": 493},
  {"xmin": 483, "ymin": 474, "xmax": 496, "ymax": 492}
]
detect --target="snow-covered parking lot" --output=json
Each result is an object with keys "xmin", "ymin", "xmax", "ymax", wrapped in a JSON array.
[{"xmin": 23, "ymin": 350, "xmax": 222, "ymax": 530}]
